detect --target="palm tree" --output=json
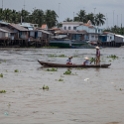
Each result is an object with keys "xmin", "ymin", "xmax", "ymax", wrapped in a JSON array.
[
  {"xmin": 31, "ymin": 9, "xmax": 44, "ymax": 26},
  {"xmin": 85, "ymin": 13, "xmax": 95, "ymax": 25},
  {"xmin": 0, "ymin": 8, "xmax": 4, "ymax": 20},
  {"xmin": 2, "ymin": 8, "xmax": 13, "ymax": 22},
  {"xmin": 76, "ymin": 10, "xmax": 86, "ymax": 22},
  {"xmin": 44, "ymin": 10, "xmax": 58, "ymax": 28},
  {"xmin": 64, "ymin": 18, "xmax": 72, "ymax": 22},
  {"xmin": 11, "ymin": 10, "xmax": 18, "ymax": 23},
  {"xmin": 95, "ymin": 13, "xmax": 106, "ymax": 26}
]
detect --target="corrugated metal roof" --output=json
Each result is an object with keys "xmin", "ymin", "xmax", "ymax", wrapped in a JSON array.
[
  {"xmin": 0, "ymin": 27, "xmax": 15, "ymax": 33},
  {"xmin": 42, "ymin": 30, "xmax": 51, "ymax": 34},
  {"xmin": 0, "ymin": 21, "xmax": 9, "ymax": 25},
  {"xmin": 0, "ymin": 28, "xmax": 9, "ymax": 33},
  {"xmin": 9, "ymin": 24, "xmax": 29, "ymax": 31},
  {"xmin": 115, "ymin": 34, "xmax": 124, "ymax": 38},
  {"xmin": 103, "ymin": 32, "xmax": 115, "ymax": 35}
]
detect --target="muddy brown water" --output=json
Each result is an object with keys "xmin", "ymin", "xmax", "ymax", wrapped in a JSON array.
[{"xmin": 0, "ymin": 48, "xmax": 124, "ymax": 124}]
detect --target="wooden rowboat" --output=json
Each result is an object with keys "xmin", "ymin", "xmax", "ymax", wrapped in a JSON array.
[{"xmin": 37, "ymin": 60, "xmax": 111, "ymax": 68}]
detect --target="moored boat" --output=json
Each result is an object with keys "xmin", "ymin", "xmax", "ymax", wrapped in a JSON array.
[
  {"xmin": 49, "ymin": 30, "xmax": 88, "ymax": 48},
  {"xmin": 38, "ymin": 60, "xmax": 111, "ymax": 68}
]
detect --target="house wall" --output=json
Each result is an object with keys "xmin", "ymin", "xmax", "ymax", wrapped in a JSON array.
[
  {"xmin": 62, "ymin": 24, "xmax": 79, "ymax": 30},
  {"xmin": 0, "ymin": 31, "xmax": 9, "ymax": 39},
  {"xmin": 37, "ymin": 31, "xmax": 42, "ymax": 38},
  {"xmin": 76, "ymin": 25, "xmax": 96, "ymax": 33},
  {"xmin": 115, "ymin": 36, "xmax": 123, "ymax": 43},
  {"xmin": 88, "ymin": 34, "xmax": 98, "ymax": 42},
  {"xmin": 19, "ymin": 32, "xmax": 28, "ymax": 39},
  {"xmin": 62, "ymin": 25, "xmax": 78, "ymax": 30},
  {"xmin": 106, "ymin": 34, "xmax": 114, "ymax": 42},
  {"xmin": 98, "ymin": 36, "xmax": 107, "ymax": 42},
  {"xmin": 95, "ymin": 28, "xmax": 103, "ymax": 34}
]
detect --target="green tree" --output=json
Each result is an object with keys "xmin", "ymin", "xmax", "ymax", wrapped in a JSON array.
[
  {"xmin": 76, "ymin": 10, "xmax": 86, "ymax": 22},
  {"xmin": 95, "ymin": 13, "xmax": 106, "ymax": 26},
  {"xmin": 31, "ymin": 9, "xmax": 44, "ymax": 26},
  {"xmin": 85, "ymin": 13, "xmax": 95, "ymax": 25},
  {"xmin": 0, "ymin": 8, "xmax": 4, "ymax": 20},
  {"xmin": 2, "ymin": 8, "xmax": 13, "ymax": 22},
  {"xmin": 44, "ymin": 10, "xmax": 58, "ymax": 28},
  {"xmin": 64, "ymin": 18, "xmax": 72, "ymax": 22}
]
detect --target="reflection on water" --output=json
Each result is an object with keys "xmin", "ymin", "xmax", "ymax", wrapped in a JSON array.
[{"xmin": 0, "ymin": 48, "xmax": 124, "ymax": 124}]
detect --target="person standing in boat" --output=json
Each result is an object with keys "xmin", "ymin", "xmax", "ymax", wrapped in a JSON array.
[
  {"xmin": 83, "ymin": 57, "xmax": 90, "ymax": 65},
  {"xmin": 95, "ymin": 46, "xmax": 100, "ymax": 65},
  {"xmin": 66, "ymin": 56, "xmax": 73, "ymax": 65}
]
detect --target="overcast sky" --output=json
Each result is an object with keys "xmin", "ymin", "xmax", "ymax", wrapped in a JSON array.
[{"xmin": 1, "ymin": 0, "xmax": 124, "ymax": 28}]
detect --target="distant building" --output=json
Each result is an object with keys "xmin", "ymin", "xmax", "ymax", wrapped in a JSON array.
[
  {"xmin": 41, "ymin": 24, "xmax": 48, "ymax": 30},
  {"xmin": 76, "ymin": 20, "xmax": 103, "ymax": 42},
  {"xmin": 19, "ymin": 22, "xmax": 38, "ymax": 30},
  {"xmin": 61, "ymin": 22, "xmax": 83, "ymax": 30},
  {"xmin": 0, "ymin": 28, "xmax": 9, "ymax": 40}
]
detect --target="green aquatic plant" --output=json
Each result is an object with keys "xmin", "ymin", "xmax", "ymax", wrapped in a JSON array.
[
  {"xmin": 90, "ymin": 57, "xmax": 96, "ymax": 64},
  {"xmin": 46, "ymin": 68, "xmax": 57, "ymax": 71},
  {"xmin": 48, "ymin": 54, "xmax": 66, "ymax": 58},
  {"xmin": 58, "ymin": 54, "xmax": 66, "ymax": 57},
  {"xmin": 0, "ymin": 90, "xmax": 6, "ymax": 93},
  {"xmin": 0, "ymin": 73, "xmax": 3, "ymax": 78},
  {"xmin": 107, "ymin": 54, "xmax": 118, "ymax": 60},
  {"xmin": 64, "ymin": 69, "xmax": 72, "ymax": 75},
  {"xmin": 14, "ymin": 69, "xmax": 19, "ymax": 73},
  {"xmin": 120, "ymin": 88, "xmax": 122, "ymax": 91},
  {"xmin": 48, "ymin": 54, "xmax": 57, "ymax": 57},
  {"xmin": 58, "ymin": 79, "xmax": 63, "ymax": 81},
  {"xmin": 42, "ymin": 85, "xmax": 49, "ymax": 90}
]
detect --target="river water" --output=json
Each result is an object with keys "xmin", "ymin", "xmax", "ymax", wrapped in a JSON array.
[{"xmin": 0, "ymin": 48, "xmax": 124, "ymax": 124}]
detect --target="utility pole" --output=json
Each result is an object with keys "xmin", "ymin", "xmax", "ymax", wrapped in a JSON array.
[
  {"xmin": 121, "ymin": 14, "xmax": 122, "ymax": 27},
  {"xmin": 2, "ymin": 0, "xmax": 3, "ymax": 9},
  {"xmin": 113, "ymin": 10, "xmax": 114, "ymax": 27},
  {"xmin": 106, "ymin": 13, "xmax": 108, "ymax": 28},
  {"xmin": 94, "ymin": 8, "xmax": 96, "ymax": 15},
  {"xmin": 24, "ymin": 0, "xmax": 25, "ymax": 10},
  {"xmin": 117, "ymin": 15, "xmax": 118, "ymax": 27},
  {"xmin": 58, "ymin": 3, "xmax": 61, "ymax": 23},
  {"xmin": 73, "ymin": 12, "xmax": 75, "ymax": 21}
]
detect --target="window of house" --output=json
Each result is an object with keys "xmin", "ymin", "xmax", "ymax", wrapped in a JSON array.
[
  {"xmin": 64, "ymin": 26, "xmax": 66, "ymax": 30},
  {"xmin": 73, "ymin": 27, "xmax": 76, "ymax": 30},
  {"xmin": 92, "ymin": 35, "xmax": 94, "ymax": 38},
  {"xmin": 68, "ymin": 27, "xmax": 71, "ymax": 30}
]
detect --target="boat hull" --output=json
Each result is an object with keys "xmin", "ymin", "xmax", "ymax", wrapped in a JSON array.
[
  {"xmin": 38, "ymin": 60, "xmax": 111, "ymax": 68},
  {"xmin": 49, "ymin": 40, "xmax": 87, "ymax": 48}
]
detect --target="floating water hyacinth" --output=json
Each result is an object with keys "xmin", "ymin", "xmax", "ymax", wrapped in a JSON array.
[
  {"xmin": 0, "ymin": 73, "xmax": 3, "ymax": 78},
  {"xmin": 42, "ymin": 85, "xmax": 49, "ymax": 90},
  {"xmin": 64, "ymin": 69, "xmax": 72, "ymax": 75},
  {"xmin": 107, "ymin": 54, "xmax": 118, "ymax": 59},
  {"xmin": 58, "ymin": 79, "xmax": 63, "ymax": 81},
  {"xmin": 14, "ymin": 69, "xmax": 19, "ymax": 73},
  {"xmin": 46, "ymin": 68, "xmax": 57, "ymax": 71},
  {"xmin": 0, "ymin": 90, "xmax": 6, "ymax": 93}
]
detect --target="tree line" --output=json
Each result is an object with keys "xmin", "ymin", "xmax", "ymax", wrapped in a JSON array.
[
  {"xmin": 104, "ymin": 25, "xmax": 124, "ymax": 35},
  {"xmin": 0, "ymin": 8, "xmax": 106, "ymax": 28},
  {"xmin": 64, "ymin": 10, "xmax": 106, "ymax": 26},
  {"xmin": 1, "ymin": 8, "xmax": 123, "ymax": 35},
  {"xmin": 0, "ymin": 8, "xmax": 58, "ymax": 28}
]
